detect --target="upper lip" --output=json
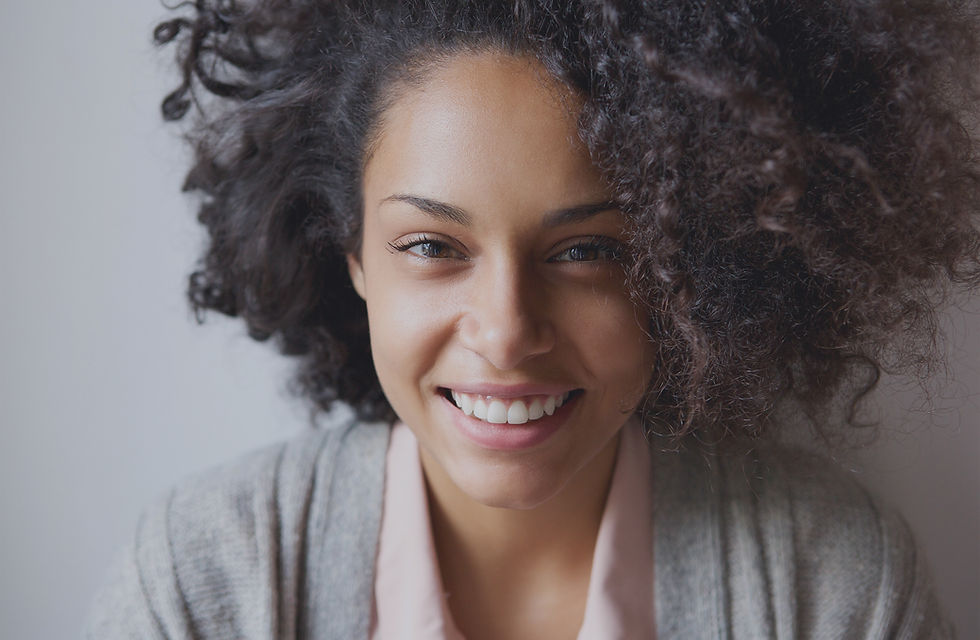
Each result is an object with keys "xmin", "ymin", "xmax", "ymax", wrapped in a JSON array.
[{"xmin": 439, "ymin": 383, "xmax": 578, "ymax": 398}]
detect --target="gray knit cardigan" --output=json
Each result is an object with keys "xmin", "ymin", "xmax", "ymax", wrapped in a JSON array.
[{"xmin": 85, "ymin": 419, "xmax": 953, "ymax": 639}]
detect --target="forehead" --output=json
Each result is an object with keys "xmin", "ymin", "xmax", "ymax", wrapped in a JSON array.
[{"xmin": 363, "ymin": 52, "xmax": 607, "ymax": 209}]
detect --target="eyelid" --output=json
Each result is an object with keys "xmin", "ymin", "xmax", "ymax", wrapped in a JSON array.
[
  {"xmin": 387, "ymin": 233, "xmax": 624, "ymax": 263},
  {"xmin": 387, "ymin": 233, "xmax": 468, "ymax": 259},
  {"xmin": 547, "ymin": 235, "xmax": 625, "ymax": 262}
]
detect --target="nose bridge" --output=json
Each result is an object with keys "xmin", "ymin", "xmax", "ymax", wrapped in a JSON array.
[{"xmin": 462, "ymin": 254, "xmax": 554, "ymax": 369}]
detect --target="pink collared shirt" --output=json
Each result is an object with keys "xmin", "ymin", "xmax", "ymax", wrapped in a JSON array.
[{"xmin": 369, "ymin": 421, "xmax": 654, "ymax": 639}]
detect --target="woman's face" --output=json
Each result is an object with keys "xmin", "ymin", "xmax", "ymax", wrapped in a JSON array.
[{"xmin": 348, "ymin": 52, "xmax": 654, "ymax": 509}]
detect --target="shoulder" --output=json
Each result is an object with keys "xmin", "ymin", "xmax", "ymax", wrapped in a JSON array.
[
  {"xmin": 650, "ymin": 442, "xmax": 952, "ymax": 638},
  {"xmin": 85, "ymin": 418, "xmax": 391, "ymax": 639},
  {"xmin": 727, "ymin": 446, "xmax": 952, "ymax": 638}
]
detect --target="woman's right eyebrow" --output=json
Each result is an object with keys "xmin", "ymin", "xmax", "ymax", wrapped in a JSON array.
[
  {"xmin": 379, "ymin": 194, "xmax": 619, "ymax": 227},
  {"xmin": 380, "ymin": 194, "xmax": 470, "ymax": 225}
]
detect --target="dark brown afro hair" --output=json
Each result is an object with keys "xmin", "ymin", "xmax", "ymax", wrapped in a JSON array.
[{"xmin": 154, "ymin": 0, "xmax": 980, "ymax": 445}]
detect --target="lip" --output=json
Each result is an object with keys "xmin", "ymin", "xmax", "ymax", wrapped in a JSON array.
[
  {"xmin": 439, "ymin": 389, "xmax": 581, "ymax": 451},
  {"xmin": 439, "ymin": 382, "xmax": 576, "ymax": 398}
]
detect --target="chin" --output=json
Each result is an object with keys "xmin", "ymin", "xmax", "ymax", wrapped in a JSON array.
[{"xmin": 448, "ymin": 457, "xmax": 574, "ymax": 511}]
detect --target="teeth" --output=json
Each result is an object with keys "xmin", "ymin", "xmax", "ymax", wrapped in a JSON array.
[
  {"xmin": 447, "ymin": 390, "xmax": 572, "ymax": 424},
  {"xmin": 507, "ymin": 401, "xmax": 529, "ymax": 424},
  {"xmin": 543, "ymin": 395, "xmax": 556, "ymax": 416},
  {"xmin": 527, "ymin": 398, "xmax": 544, "ymax": 420},
  {"xmin": 472, "ymin": 397, "xmax": 488, "ymax": 420},
  {"xmin": 487, "ymin": 400, "xmax": 508, "ymax": 424}
]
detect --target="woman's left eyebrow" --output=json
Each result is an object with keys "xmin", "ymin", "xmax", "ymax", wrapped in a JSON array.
[
  {"xmin": 542, "ymin": 201, "xmax": 620, "ymax": 227},
  {"xmin": 380, "ymin": 194, "xmax": 619, "ymax": 227}
]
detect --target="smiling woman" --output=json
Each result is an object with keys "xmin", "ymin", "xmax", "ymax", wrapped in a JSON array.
[
  {"xmin": 349, "ymin": 54, "xmax": 653, "ymax": 523},
  {"xmin": 86, "ymin": 1, "xmax": 980, "ymax": 638},
  {"xmin": 345, "ymin": 57, "xmax": 656, "ymax": 635}
]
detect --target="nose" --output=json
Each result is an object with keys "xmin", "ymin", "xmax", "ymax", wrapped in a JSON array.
[{"xmin": 457, "ymin": 261, "xmax": 556, "ymax": 370}]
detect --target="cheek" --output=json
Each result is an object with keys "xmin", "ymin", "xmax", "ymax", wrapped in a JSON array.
[
  {"xmin": 560, "ymin": 285, "xmax": 654, "ymax": 399},
  {"xmin": 362, "ymin": 272, "xmax": 459, "ymax": 400}
]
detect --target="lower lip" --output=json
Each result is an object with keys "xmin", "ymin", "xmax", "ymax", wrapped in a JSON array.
[{"xmin": 440, "ymin": 393, "xmax": 578, "ymax": 451}]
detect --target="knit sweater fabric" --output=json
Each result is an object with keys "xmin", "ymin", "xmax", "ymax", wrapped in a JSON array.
[{"xmin": 85, "ymin": 418, "xmax": 953, "ymax": 639}]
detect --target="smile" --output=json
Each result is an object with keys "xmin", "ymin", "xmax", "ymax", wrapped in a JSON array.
[{"xmin": 442, "ymin": 389, "xmax": 577, "ymax": 425}]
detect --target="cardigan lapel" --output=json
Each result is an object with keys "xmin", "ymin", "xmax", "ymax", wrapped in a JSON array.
[
  {"xmin": 652, "ymin": 443, "xmax": 729, "ymax": 639},
  {"xmin": 304, "ymin": 419, "xmax": 390, "ymax": 640}
]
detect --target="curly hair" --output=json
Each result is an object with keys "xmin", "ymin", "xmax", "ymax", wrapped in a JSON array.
[{"xmin": 154, "ymin": 0, "xmax": 980, "ymax": 444}]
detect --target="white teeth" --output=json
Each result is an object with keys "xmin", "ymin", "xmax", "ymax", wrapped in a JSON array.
[
  {"xmin": 527, "ymin": 398, "xmax": 545, "ymax": 420},
  {"xmin": 507, "ymin": 401, "xmax": 529, "ymax": 424},
  {"xmin": 448, "ymin": 390, "xmax": 573, "ymax": 424},
  {"xmin": 543, "ymin": 395, "xmax": 556, "ymax": 416},
  {"xmin": 487, "ymin": 400, "xmax": 508, "ymax": 424},
  {"xmin": 472, "ymin": 397, "xmax": 488, "ymax": 420}
]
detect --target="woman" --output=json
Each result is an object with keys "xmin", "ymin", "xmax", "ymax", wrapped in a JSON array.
[{"xmin": 88, "ymin": 1, "xmax": 979, "ymax": 637}]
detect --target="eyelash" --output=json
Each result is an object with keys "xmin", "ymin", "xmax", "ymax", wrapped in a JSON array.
[
  {"xmin": 549, "ymin": 236, "xmax": 624, "ymax": 263},
  {"xmin": 387, "ymin": 235, "xmax": 624, "ymax": 263},
  {"xmin": 387, "ymin": 235, "xmax": 465, "ymax": 260}
]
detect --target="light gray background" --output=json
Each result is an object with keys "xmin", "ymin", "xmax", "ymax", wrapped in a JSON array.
[{"xmin": 0, "ymin": 3, "xmax": 977, "ymax": 638}]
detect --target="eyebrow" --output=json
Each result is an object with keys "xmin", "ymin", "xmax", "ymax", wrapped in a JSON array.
[{"xmin": 379, "ymin": 194, "xmax": 620, "ymax": 227}]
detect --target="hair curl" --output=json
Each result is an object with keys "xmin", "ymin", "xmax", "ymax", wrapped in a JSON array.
[{"xmin": 155, "ymin": 0, "xmax": 980, "ymax": 445}]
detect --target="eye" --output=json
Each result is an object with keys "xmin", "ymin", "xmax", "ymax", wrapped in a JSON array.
[
  {"xmin": 549, "ymin": 236, "xmax": 624, "ymax": 263},
  {"xmin": 388, "ymin": 235, "xmax": 466, "ymax": 260}
]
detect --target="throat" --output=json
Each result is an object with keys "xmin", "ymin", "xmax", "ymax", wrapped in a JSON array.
[
  {"xmin": 439, "ymin": 552, "xmax": 592, "ymax": 640},
  {"xmin": 429, "ymin": 491, "xmax": 596, "ymax": 640}
]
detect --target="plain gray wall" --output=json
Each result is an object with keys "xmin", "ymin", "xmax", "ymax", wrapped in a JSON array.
[{"xmin": 0, "ymin": 2, "xmax": 976, "ymax": 638}]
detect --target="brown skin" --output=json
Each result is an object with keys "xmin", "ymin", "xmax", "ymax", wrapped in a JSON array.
[{"xmin": 347, "ymin": 52, "xmax": 654, "ymax": 639}]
